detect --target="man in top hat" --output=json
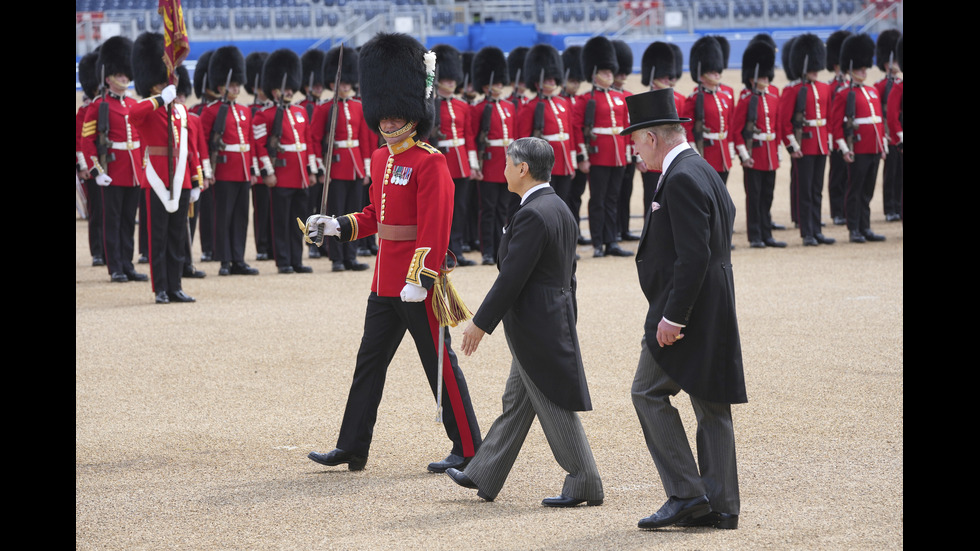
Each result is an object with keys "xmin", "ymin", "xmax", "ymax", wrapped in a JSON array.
[
  {"xmin": 446, "ymin": 137, "xmax": 603, "ymax": 507},
  {"xmin": 200, "ymin": 45, "xmax": 259, "ymax": 278},
  {"xmin": 825, "ymin": 30, "xmax": 853, "ymax": 226},
  {"xmin": 779, "ymin": 34, "xmax": 835, "ymax": 247},
  {"xmin": 572, "ymin": 36, "xmax": 632, "ymax": 259},
  {"xmin": 733, "ymin": 40, "xmax": 784, "ymax": 249},
  {"xmin": 253, "ymin": 48, "xmax": 317, "ymax": 274},
  {"xmin": 304, "ymin": 32, "xmax": 482, "ymax": 475},
  {"xmin": 622, "ymin": 87, "xmax": 745, "ymax": 530},
  {"xmin": 612, "ymin": 40, "xmax": 641, "ymax": 242},
  {"xmin": 470, "ymin": 46, "xmax": 517, "ymax": 265},
  {"xmin": 516, "ymin": 44, "xmax": 577, "ymax": 215},
  {"xmin": 886, "ymin": 36, "xmax": 903, "ymax": 220},
  {"xmin": 77, "ymin": 48, "xmax": 105, "ymax": 268},
  {"xmin": 682, "ymin": 36, "xmax": 733, "ymax": 184},
  {"xmin": 428, "ymin": 43, "xmax": 478, "ymax": 268},
  {"xmin": 81, "ymin": 36, "xmax": 148, "ymax": 284},
  {"xmin": 310, "ymin": 44, "xmax": 372, "ymax": 272},
  {"xmin": 830, "ymin": 33, "xmax": 887, "ymax": 243},
  {"xmin": 128, "ymin": 32, "xmax": 204, "ymax": 304},
  {"xmin": 244, "ymin": 51, "xmax": 274, "ymax": 262},
  {"xmin": 560, "ymin": 45, "xmax": 591, "ymax": 245},
  {"xmin": 637, "ymin": 41, "xmax": 685, "ymax": 217},
  {"xmin": 874, "ymin": 30, "xmax": 902, "ymax": 222}
]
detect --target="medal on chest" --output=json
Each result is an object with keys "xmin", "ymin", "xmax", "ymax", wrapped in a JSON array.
[{"xmin": 390, "ymin": 166, "xmax": 412, "ymax": 186}]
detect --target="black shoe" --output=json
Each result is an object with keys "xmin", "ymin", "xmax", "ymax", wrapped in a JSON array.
[
  {"xmin": 833, "ymin": 216, "xmax": 847, "ymax": 226},
  {"xmin": 578, "ymin": 236, "xmax": 593, "ymax": 246},
  {"xmin": 357, "ymin": 247, "xmax": 371, "ymax": 257},
  {"xmin": 368, "ymin": 244, "xmax": 378, "ymax": 255},
  {"xmin": 428, "ymin": 453, "xmax": 470, "ymax": 473},
  {"xmin": 445, "ymin": 467, "xmax": 477, "ymax": 489},
  {"xmin": 749, "ymin": 241, "xmax": 766, "ymax": 249},
  {"xmin": 461, "ymin": 243, "xmax": 471, "ymax": 253},
  {"xmin": 293, "ymin": 265, "xmax": 313, "ymax": 273},
  {"xmin": 763, "ymin": 238, "xmax": 787, "ymax": 248},
  {"xmin": 862, "ymin": 229, "xmax": 886, "ymax": 242},
  {"xmin": 542, "ymin": 495, "xmax": 603, "ymax": 508},
  {"xmin": 278, "ymin": 266, "xmax": 295, "ymax": 274},
  {"xmin": 885, "ymin": 213, "xmax": 902, "ymax": 222},
  {"xmin": 332, "ymin": 261, "xmax": 346, "ymax": 272},
  {"xmin": 154, "ymin": 290, "xmax": 170, "ymax": 304},
  {"xmin": 92, "ymin": 256, "xmax": 106, "ymax": 267},
  {"xmin": 482, "ymin": 255, "xmax": 495, "ymax": 266},
  {"xmin": 201, "ymin": 251, "xmax": 214, "ymax": 262},
  {"xmin": 849, "ymin": 231, "xmax": 866, "ymax": 243},
  {"xmin": 344, "ymin": 260, "xmax": 369, "ymax": 271},
  {"xmin": 676, "ymin": 511, "xmax": 739, "ymax": 530},
  {"xmin": 815, "ymin": 233, "xmax": 836, "ymax": 245},
  {"xmin": 167, "ymin": 290, "xmax": 196, "ymax": 303},
  {"xmin": 308, "ymin": 448, "xmax": 367, "ymax": 471},
  {"xmin": 638, "ymin": 495, "xmax": 711, "ymax": 530},
  {"xmin": 802, "ymin": 236, "xmax": 819, "ymax": 247},
  {"xmin": 218, "ymin": 262, "xmax": 231, "ymax": 276},
  {"xmin": 455, "ymin": 257, "xmax": 476, "ymax": 267},
  {"xmin": 605, "ymin": 244, "xmax": 633, "ymax": 257},
  {"xmin": 255, "ymin": 252, "xmax": 270, "ymax": 261},
  {"xmin": 593, "ymin": 247, "xmax": 605, "ymax": 258},
  {"xmin": 111, "ymin": 272, "xmax": 129, "ymax": 283},
  {"xmin": 621, "ymin": 232, "xmax": 641, "ymax": 241},
  {"xmin": 183, "ymin": 265, "xmax": 207, "ymax": 278},
  {"xmin": 230, "ymin": 262, "xmax": 259, "ymax": 275},
  {"xmin": 137, "ymin": 254, "xmax": 149, "ymax": 264},
  {"xmin": 770, "ymin": 222, "xmax": 787, "ymax": 231},
  {"xmin": 308, "ymin": 245, "xmax": 321, "ymax": 259},
  {"xmin": 125, "ymin": 270, "xmax": 148, "ymax": 282}
]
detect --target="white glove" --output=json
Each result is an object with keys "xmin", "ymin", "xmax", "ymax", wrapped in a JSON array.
[
  {"xmin": 160, "ymin": 84, "xmax": 177, "ymax": 106},
  {"xmin": 305, "ymin": 214, "xmax": 340, "ymax": 241},
  {"xmin": 400, "ymin": 282, "xmax": 427, "ymax": 303},
  {"xmin": 95, "ymin": 173, "xmax": 112, "ymax": 187},
  {"xmin": 190, "ymin": 187, "xmax": 201, "ymax": 202}
]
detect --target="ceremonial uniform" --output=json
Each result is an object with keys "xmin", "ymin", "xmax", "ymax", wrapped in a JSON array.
[
  {"xmin": 613, "ymin": 40, "xmax": 640, "ymax": 241},
  {"xmin": 886, "ymin": 36, "xmax": 903, "ymax": 220},
  {"xmin": 681, "ymin": 86, "xmax": 733, "ymax": 180},
  {"xmin": 874, "ymin": 30, "xmax": 903, "ymax": 221},
  {"xmin": 76, "ymin": 49, "xmax": 104, "ymax": 266},
  {"xmin": 191, "ymin": 50, "xmax": 217, "ymax": 261},
  {"xmin": 245, "ymin": 51, "xmax": 273, "ymax": 261},
  {"xmin": 825, "ymin": 30, "xmax": 853, "ymax": 224},
  {"xmin": 560, "ymin": 45, "xmax": 591, "ymax": 242}
]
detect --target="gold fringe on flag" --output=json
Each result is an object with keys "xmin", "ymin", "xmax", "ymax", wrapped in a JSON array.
[{"xmin": 432, "ymin": 271, "xmax": 472, "ymax": 328}]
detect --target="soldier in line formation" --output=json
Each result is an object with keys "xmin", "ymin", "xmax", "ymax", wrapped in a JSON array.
[{"xmin": 77, "ymin": 30, "xmax": 904, "ymax": 300}]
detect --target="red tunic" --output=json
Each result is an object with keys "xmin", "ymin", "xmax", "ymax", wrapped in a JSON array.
[
  {"xmin": 515, "ymin": 94, "xmax": 576, "ymax": 176},
  {"xmin": 777, "ymin": 80, "xmax": 831, "ymax": 156},
  {"xmin": 128, "ymin": 96, "xmax": 198, "ymax": 192},
  {"xmin": 200, "ymin": 101, "xmax": 254, "ymax": 182},
  {"xmin": 468, "ymin": 97, "xmax": 516, "ymax": 183},
  {"xmin": 80, "ymin": 92, "xmax": 145, "ymax": 187},
  {"xmin": 429, "ymin": 97, "xmax": 477, "ymax": 179},
  {"xmin": 571, "ymin": 87, "xmax": 629, "ymax": 167},
  {"xmin": 681, "ymin": 87, "xmax": 733, "ymax": 172},
  {"xmin": 886, "ymin": 80, "xmax": 903, "ymax": 146},
  {"xmin": 252, "ymin": 103, "xmax": 315, "ymax": 189},
  {"xmin": 830, "ymin": 83, "xmax": 886, "ymax": 155},
  {"xmin": 732, "ymin": 89, "xmax": 780, "ymax": 171},
  {"xmin": 310, "ymin": 97, "xmax": 377, "ymax": 181}
]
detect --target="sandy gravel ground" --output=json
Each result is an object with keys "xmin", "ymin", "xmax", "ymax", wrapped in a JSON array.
[{"xmin": 76, "ymin": 69, "xmax": 902, "ymax": 550}]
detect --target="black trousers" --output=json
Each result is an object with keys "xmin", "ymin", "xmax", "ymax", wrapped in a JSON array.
[
  {"xmin": 85, "ymin": 178, "xmax": 104, "ymax": 259},
  {"xmin": 198, "ymin": 186, "xmax": 215, "ymax": 256},
  {"xmin": 324, "ymin": 179, "xmax": 363, "ymax": 264},
  {"xmin": 101, "ymin": 185, "xmax": 139, "ymax": 276},
  {"xmin": 213, "ymin": 180, "xmax": 251, "ymax": 264},
  {"xmin": 617, "ymin": 162, "xmax": 636, "ymax": 236},
  {"xmin": 478, "ymin": 180, "xmax": 510, "ymax": 260},
  {"xmin": 550, "ymin": 174, "xmax": 573, "ymax": 213},
  {"xmin": 844, "ymin": 153, "xmax": 880, "ymax": 233},
  {"xmin": 828, "ymin": 150, "xmax": 847, "ymax": 219},
  {"xmin": 788, "ymin": 157, "xmax": 799, "ymax": 224},
  {"xmin": 569, "ymin": 168, "xmax": 588, "ymax": 237},
  {"xmin": 743, "ymin": 168, "xmax": 776, "ymax": 244},
  {"xmin": 270, "ymin": 186, "xmax": 309, "ymax": 269},
  {"xmin": 448, "ymin": 177, "xmax": 472, "ymax": 258},
  {"xmin": 794, "ymin": 155, "xmax": 827, "ymax": 239},
  {"xmin": 252, "ymin": 183, "xmax": 272, "ymax": 257},
  {"xmin": 336, "ymin": 292, "xmax": 482, "ymax": 458},
  {"xmin": 145, "ymin": 188, "xmax": 189, "ymax": 295},
  {"xmin": 881, "ymin": 148, "xmax": 903, "ymax": 216},
  {"xmin": 587, "ymin": 164, "xmax": 626, "ymax": 247}
]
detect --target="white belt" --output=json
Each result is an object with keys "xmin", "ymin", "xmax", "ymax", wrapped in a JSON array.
[
  {"xmin": 592, "ymin": 127, "xmax": 623, "ymax": 135},
  {"xmin": 335, "ymin": 140, "xmax": 360, "ymax": 148},
  {"xmin": 487, "ymin": 138, "xmax": 513, "ymax": 147},
  {"xmin": 437, "ymin": 138, "xmax": 466, "ymax": 148},
  {"xmin": 222, "ymin": 141, "xmax": 250, "ymax": 152},
  {"xmin": 752, "ymin": 132, "xmax": 777, "ymax": 142},
  {"xmin": 110, "ymin": 140, "xmax": 140, "ymax": 150},
  {"xmin": 853, "ymin": 116, "xmax": 882, "ymax": 125},
  {"xmin": 280, "ymin": 143, "xmax": 306, "ymax": 152},
  {"xmin": 804, "ymin": 118, "xmax": 827, "ymax": 127},
  {"xmin": 541, "ymin": 132, "xmax": 569, "ymax": 141},
  {"xmin": 703, "ymin": 131, "xmax": 727, "ymax": 140}
]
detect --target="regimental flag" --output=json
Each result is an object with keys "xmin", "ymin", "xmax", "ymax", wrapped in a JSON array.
[{"xmin": 158, "ymin": 0, "xmax": 190, "ymax": 84}]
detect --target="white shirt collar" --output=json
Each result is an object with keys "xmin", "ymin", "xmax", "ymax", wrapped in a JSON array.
[
  {"xmin": 661, "ymin": 141, "xmax": 690, "ymax": 175},
  {"xmin": 520, "ymin": 183, "xmax": 551, "ymax": 205}
]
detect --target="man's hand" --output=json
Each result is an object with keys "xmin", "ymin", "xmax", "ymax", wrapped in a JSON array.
[
  {"xmin": 264, "ymin": 174, "xmax": 278, "ymax": 187},
  {"xmin": 656, "ymin": 318, "xmax": 684, "ymax": 348},
  {"xmin": 95, "ymin": 173, "xmax": 112, "ymax": 187},
  {"xmin": 190, "ymin": 186, "xmax": 201, "ymax": 202},
  {"xmin": 460, "ymin": 322, "xmax": 486, "ymax": 356},
  {"xmin": 160, "ymin": 84, "xmax": 177, "ymax": 106},
  {"xmin": 579, "ymin": 159, "xmax": 591, "ymax": 174},
  {"xmin": 400, "ymin": 282, "xmax": 427, "ymax": 303},
  {"xmin": 304, "ymin": 214, "xmax": 339, "ymax": 243}
]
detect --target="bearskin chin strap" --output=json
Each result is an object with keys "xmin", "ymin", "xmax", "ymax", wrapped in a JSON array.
[
  {"xmin": 379, "ymin": 120, "xmax": 417, "ymax": 139},
  {"xmin": 431, "ymin": 253, "xmax": 472, "ymax": 328}
]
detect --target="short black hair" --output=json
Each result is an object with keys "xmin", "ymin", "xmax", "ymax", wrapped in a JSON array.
[{"xmin": 506, "ymin": 137, "xmax": 554, "ymax": 183}]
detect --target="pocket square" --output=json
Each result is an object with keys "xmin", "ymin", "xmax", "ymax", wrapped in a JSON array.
[{"xmin": 651, "ymin": 201, "xmax": 661, "ymax": 212}]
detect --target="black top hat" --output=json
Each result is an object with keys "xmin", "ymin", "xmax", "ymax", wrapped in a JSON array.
[{"xmin": 620, "ymin": 88, "xmax": 691, "ymax": 135}]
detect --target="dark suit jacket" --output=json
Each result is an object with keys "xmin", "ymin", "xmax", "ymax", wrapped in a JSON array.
[
  {"xmin": 635, "ymin": 147, "xmax": 746, "ymax": 404},
  {"xmin": 472, "ymin": 187, "xmax": 592, "ymax": 411}
]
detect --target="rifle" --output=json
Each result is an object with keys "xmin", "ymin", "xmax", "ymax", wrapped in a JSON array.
[
  {"xmin": 532, "ymin": 69, "xmax": 546, "ymax": 139},
  {"xmin": 96, "ymin": 65, "xmax": 112, "ymax": 172},
  {"xmin": 648, "ymin": 65, "xmax": 656, "ymax": 90},
  {"xmin": 431, "ymin": 64, "xmax": 445, "ymax": 144},
  {"xmin": 844, "ymin": 61, "xmax": 856, "ymax": 155},
  {"xmin": 510, "ymin": 68, "xmax": 522, "ymax": 109},
  {"xmin": 692, "ymin": 62, "xmax": 705, "ymax": 156},
  {"xmin": 582, "ymin": 67, "xmax": 598, "ymax": 154},
  {"xmin": 265, "ymin": 72, "xmax": 289, "ymax": 171},
  {"xmin": 476, "ymin": 71, "xmax": 494, "ymax": 172},
  {"xmin": 791, "ymin": 55, "xmax": 809, "ymax": 151},
  {"xmin": 881, "ymin": 51, "xmax": 895, "ymax": 137},
  {"xmin": 742, "ymin": 63, "xmax": 760, "ymax": 160},
  {"xmin": 208, "ymin": 68, "xmax": 234, "ymax": 175},
  {"xmin": 305, "ymin": 70, "xmax": 316, "ymax": 122}
]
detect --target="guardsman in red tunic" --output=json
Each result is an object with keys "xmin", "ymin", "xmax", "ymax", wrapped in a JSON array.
[
  {"xmin": 298, "ymin": 47, "xmax": 326, "ymax": 261},
  {"xmin": 244, "ymin": 51, "xmax": 273, "ymax": 261},
  {"xmin": 517, "ymin": 44, "xmax": 577, "ymax": 215},
  {"xmin": 81, "ymin": 36, "xmax": 148, "ymax": 284},
  {"xmin": 304, "ymin": 33, "xmax": 482, "ymax": 474},
  {"xmin": 201, "ymin": 46, "xmax": 259, "ymax": 277},
  {"xmin": 572, "ymin": 36, "xmax": 632, "ymax": 258},
  {"xmin": 470, "ymin": 46, "xmax": 517, "ymax": 264},
  {"xmin": 507, "ymin": 46, "xmax": 530, "ymax": 114},
  {"xmin": 429, "ymin": 44, "xmax": 478, "ymax": 267},
  {"xmin": 77, "ymin": 48, "xmax": 105, "ymax": 267},
  {"xmin": 886, "ymin": 36, "xmax": 903, "ymax": 221},
  {"xmin": 189, "ymin": 50, "xmax": 219, "ymax": 262},
  {"xmin": 637, "ymin": 41, "xmax": 686, "ymax": 217},
  {"xmin": 310, "ymin": 44, "xmax": 373, "ymax": 272},
  {"xmin": 560, "ymin": 45, "xmax": 591, "ymax": 245},
  {"xmin": 612, "ymin": 40, "xmax": 641, "ymax": 242},
  {"xmin": 174, "ymin": 63, "xmax": 207, "ymax": 280},
  {"xmin": 682, "ymin": 36, "xmax": 733, "ymax": 184},
  {"xmin": 253, "ymin": 49, "xmax": 317, "ymax": 273},
  {"xmin": 128, "ymin": 32, "xmax": 202, "ymax": 304},
  {"xmin": 830, "ymin": 34, "xmax": 887, "ymax": 243},
  {"xmin": 825, "ymin": 30, "xmax": 853, "ymax": 226},
  {"xmin": 874, "ymin": 29, "xmax": 903, "ymax": 222},
  {"xmin": 733, "ymin": 40, "xmax": 784, "ymax": 249}
]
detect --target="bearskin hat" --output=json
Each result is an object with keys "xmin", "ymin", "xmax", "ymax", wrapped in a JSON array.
[
  {"xmin": 194, "ymin": 50, "xmax": 213, "ymax": 99},
  {"xmin": 97, "ymin": 36, "xmax": 133, "ymax": 84},
  {"xmin": 791, "ymin": 33, "xmax": 827, "ymax": 78},
  {"xmin": 612, "ymin": 40, "xmax": 634, "ymax": 75},
  {"xmin": 79, "ymin": 48, "xmax": 101, "ymax": 99},
  {"xmin": 711, "ymin": 35, "xmax": 731, "ymax": 69},
  {"xmin": 262, "ymin": 48, "xmax": 302, "ymax": 100},
  {"xmin": 507, "ymin": 46, "xmax": 529, "ymax": 85},
  {"xmin": 582, "ymin": 36, "xmax": 618, "ymax": 78},
  {"xmin": 175, "ymin": 64, "xmax": 192, "ymax": 98},
  {"xmin": 825, "ymin": 30, "xmax": 852, "ymax": 71},
  {"xmin": 840, "ymin": 33, "xmax": 875, "ymax": 72},
  {"xmin": 131, "ymin": 32, "xmax": 168, "ymax": 98},
  {"xmin": 561, "ymin": 45, "xmax": 585, "ymax": 82},
  {"xmin": 299, "ymin": 48, "xmax": 326, "ymax": 96},
  {"xmin": 782, "ymin": 36, "xmax": 799, "ymax": 81},
  {"xmin": 432, "ymin": 44, "xmax": 464, "ymax": 85},
  {"xmin": 875, "ymin": 29, "xmax": 902, "ymax": 71},
  {"xmin": 458, "ymin": 50, "xmax": 475, "ymax": 93},
  {"xmin": 323, "ymin": 44, "xmax": 358, "ymax": 89},
  {"xmin": 896, "ymin": 35, "xmax": 903, "ymax": 73},
  {"xmin": 641, "ymin": 41, "xmax": 675, "ymax": 86},
  {"xmin": 244, "ymin": 51, "xmax": 267, "ymax": 96},
  {"xmin": 358, "ymin": 32, "xmax": 433, "ymax": 138},
  {"xmin": 523, "ymin": 44, "xmax": 563, "ymax": 92},
  {"xmin": 473, "ymin": 46, "xmax": 509, "ymax": 90},
  {"xmin": 748, "ymin": 33, "xmax": 777, "ymax": 51},
  {"xmin": 669, "ymin": 42, "xmax": 684, "ymax": 80},
  {"xmin": 690, "ymin": 36, "xmax": 724, "ymax": 82},
  {"xmin": 209, "ymin": 45, "xmax": 246, "ymax": 93},
  {"xmin": 741, "ymin": 41, "xmax": 775, "ymax": 89}
]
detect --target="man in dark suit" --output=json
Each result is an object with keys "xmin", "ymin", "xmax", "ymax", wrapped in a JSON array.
[
  {"xmin": 446, "ymin": 137, "xmax": 604, "ymax": 507},
  {"xmin": 622, "ymin": 89, "xmax": 746, "ymax": 530}
]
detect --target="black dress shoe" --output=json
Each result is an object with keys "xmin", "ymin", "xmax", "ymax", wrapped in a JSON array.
[
  {"xmin": 455, "ymin": 257, "xmax": 476, "ymax": 267},
  {"xmin": 445, "ymin": 467, "xmax": 477, "ymax": 488},
  {"xmin": 749, "ymin": 241, "xmax": 766, "ymax": 249},
  {"xmin": 849, "ymin": 231, "xmax": 866, "ymax": 243},
  {"xmin": 862, "ymin": 229, "xmax": 886, "ymax": 242},
  {"xmin": 605, "ymin": 244, "xmax": 633, "ymax": 257},
  {"xmin": 357, "ymin": 247, "xmax": 371, "ymax": 257},
  {"xmin": 155, "ymin": 291, "xmax": 170, "ymax": 304},
  {"xmin": 833, "ymin": 216, "xmax": 847, "ymax": 226},
  {"xmin": 482, "ymin": 255, "xmax": 495, "ymax": 266},
  {"xmin": 230, "ymin": 262, "xmax": 259, "ymax": 275},
  {"xmin": 621, "ymin": 232, "xmax": 641, "ymax": 241},
  {"xmin": 344, "ymin": 260, "xmax": 369, "ymax": 271},
  {"xmin": 802, "ymin": 236, "xmax": 819, "ymax": 246},
  {"xmin": 308, "ymin": 449, "xmax": 367, "ymax": 471},
  {"xmin": 308, "ymin": 245, "xmax": 321, "ymax": 259},
  {"xmin": 593, "ymin": 247, "xmax": 605, "ymax": 258},
  {"xmin": 676, "ymin": 511, "xmax": 739, "ymax": 530},
  {"xmin": 428, "ymin": 453, "xmax": 470, "ymax": 473},
  {"xmin": 293, "ymin": 265, "xmax": 313, "ymax": 273},
  {"xmin": 541, "ymin": 495, "xmax": 603, "ymax": 508},
  {"xmin": 183, "ymin": 265, "xmax": 207, "ymax": 278},
  {"xmin": 815, "ymin": 233, "xmax": 836, "ymax": 245},
  {"xmin": 200, "ymin": 251, "xmax": 214, "ymax": 262},
  {"xmin": 125, "ymin": 271, "xmax": 149, "ymax": 282},
  {"xmin": 92, "ymin": 256, "xmax": 106, "ymax": 267},
  {"xmin": 219, "ymin": 262, "xmax": 231, "ymax": 276},
  {"xmin": 577, "ymin": 236, "xmax": 593, "ymax": 246},
  {"xmin": 255, "ymin": 253, "xmax": 270, "ymax": 261},
  {"xmin": 770, "ymin": 222, "xmax": 787, "ymax": 231},
  {"xmin": 278, "ymin": 265, "xmax": 295, "ymax": 274},
  {"xmin": 111, "ymin": 272, "xmax": 129, "ymax": 283},
  {"xmin": 461, "ymin": 243, "xmax": 471, "ymax": 252},
  {"xmin": 885, "ymin": 213, "xmax": 902, "ymax": 222},
  {"xmin": 137, "ymin": 254, "xmax": 149, "ymax": 264},
  {"xmin": 332, "ymin": 261, "xmax": 346, "ymax": 272},
  {"xmin": 763, "ymin": 238, "xmax": 787, "ymax": 248},
  {"xmin": 638, "ymin": 495, "xmax": 711, "ymax": 530},
  {"xmin": 167, "ymin": 290, "xmax": 196, "ymax": 303}
]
